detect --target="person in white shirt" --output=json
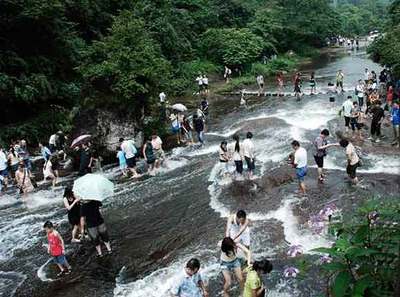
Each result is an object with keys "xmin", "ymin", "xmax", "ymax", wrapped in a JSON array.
[
  {"xmin": 341, "ymin": 96, "xmax": 354, "ymax": 132},
  {"xmin": 49, "ymin": 134, "xmax": 57, "ymax": 153},
  {"xmin": 195, "ymin": 74, "xmax": 203, "ymax": 93},
  {"xmin": 202, "ymin": 75, "xmax": 209, "ymax": 95},
  {"xmin": 0, "ymin": 146, "xmax": 9, "ymax": 193},
  {"xmin": 242, "ymin": 132, "xmax": 255, "ymax": 179},
  {"xmin": 159, "ymin": 92, "xmax": 166, "ymax": 104},
  {"xmin": 119, "ymin": 138, "xmax": 140, "ymax": 178},
  {"xmin": 151, "ymin": 134, "xmax": 164, "ymax": 169},
  {"xmin": 291, "ymin": 140, "xmax": 307, "ymax": 195},
  {"xmin": 256, "ymin": 75, "xmax": 264, "ymax": 96},
  {"xmin": 364, "ymin": 68, "xmax": 370, "ymax": 83},
  {"xmin": 224, "ymin": 66, "xmax": 232, "ymax": 83},
  {"xmin": 339, "ymin": 139, "xmax": 360, "ymax": 185},
  {"xmin": 225, "ymin": 210, "xmax": 251, "ymax": 248},
  {"xmin": 355, "ymin": 80, "xmax": 365, "ymax": 108}
]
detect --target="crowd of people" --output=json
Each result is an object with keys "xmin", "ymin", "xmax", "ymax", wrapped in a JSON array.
[{"xmin": 1, "ymin": 36, "xmax": 399, "ymax": 295}]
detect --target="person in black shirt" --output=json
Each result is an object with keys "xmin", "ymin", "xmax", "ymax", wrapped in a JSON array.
[
  {"xmin": 80, "ymin": 200, "xmax": 112, "ymax": 257},
  {"xmin": 369, "ymin": 101, "xmax": 385, "ymax": 143},
  {"xmin": 63, "ymin": 187, "xmax": 81, "ymax": 243},
  {"xmin": 193, "ymin": 114, "xmax": 205, "ymax": 145},
  {"xmin": 78, "ymin": 143, "xmax": 92, "ymax": 176}
]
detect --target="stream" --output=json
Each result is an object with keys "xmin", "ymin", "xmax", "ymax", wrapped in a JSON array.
[{"xmin": 0, "ymin": 46, "xmax": 399, "ymax": 297}]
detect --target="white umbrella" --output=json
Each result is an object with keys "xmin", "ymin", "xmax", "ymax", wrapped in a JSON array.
[
  {"xmin": 70, "ymin": 134, "xmax": 91, "ymax": 148},
  {"xmin": 171, "ymin": 103, "xmax": 187, "ymax": 112},
  {"xmin": 72, "ymin": 174, "xmax": 114, "ymax": 201}
]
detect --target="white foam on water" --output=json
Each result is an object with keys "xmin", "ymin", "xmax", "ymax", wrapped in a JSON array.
[
  {"xmin": 22, "ymin": 189, "xmax": 64, "ymax": 210},
  {"xmin": 274, "ymin": 99, "xmax": 338, "ymax": 130},
  {"xmin": 114, "ymin": 252, "xmax": 220, "ymax": 297},
  {"xmin": 0, "ymin": 271, "xmax": 27, "ymax": 296},
  {"xmin": 37, "ymin": 258, "xmax": 55, "ymax": 282},
  {"xmin": 0, "ymin": 210, "xmax": 61, "ymax": 261},
  {"xmin": 264, "ymin": 197, "xmax": 331, "ymax": 252}
]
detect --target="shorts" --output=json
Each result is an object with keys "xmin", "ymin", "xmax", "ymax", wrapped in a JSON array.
[
  {"xmin": 119, "ymin": 162, "xmax": 127, "ymax": 170},
  {"xmin": 0, "ymin": 169, "xmax": 8, "ymax": 177},
  {"xmin": 154, "ymin": 149, "xmax": 164, "ymax": 160},
  {"xmin": 126, "ymin": 157, "xmax": 136, "ymax": 168},
  {"xmin": 68, "ymin": 212, "xmax": 80, "ymax": 226},
  {"xmin": 221, "ymin": 258, "xmax": 241, "ymax": 271},
  {"xmin": 346, "ymin": 163, "xmax": 359, "ymax": 179},
  {"xmin": 234, "ymin": 160, "xmax": 243, "ymax": 174},
  {"xmin": 10, "ymin": 164, "xmax": 18, "ymax": 174},
  {"xmin": 147, "ymin": 158, "xmax": 155, "ymax": 165},
  {"xmin": 53, "ymin": 255, "xmax": 67, "ymax": 265},
  {"xmin": 296, "ymin": 166, "xmax": 307, "ymax": 182},
  {"xmin": 314, "ymin": 156, "xmax": 324, "ymax": 168},
  {"xmin": 87, "ymin": 223, "xmax": 110, "ymax": 246},
  {"xmin": 245, "ymin": 156, "xmax": 255, "ymax": 171},
  {"xmin": 259, "ymin": 83, "xmax": 264, "ymax": 88},
  {"xmin": 344, "ymin": 116, "xmax": 351, "ymax": 127}
]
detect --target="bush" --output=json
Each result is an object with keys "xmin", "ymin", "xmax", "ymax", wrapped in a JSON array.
[{"xmin": 313, "ymin": 199, "xmax": 400, "ymax": 297}]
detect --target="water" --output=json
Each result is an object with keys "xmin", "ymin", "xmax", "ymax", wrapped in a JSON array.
[{"xmin": 1, "ymin": 48, "xmax": 399, "ymax": 297}]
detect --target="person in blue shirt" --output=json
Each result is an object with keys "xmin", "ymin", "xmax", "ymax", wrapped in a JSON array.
[
  {"xmin": 391, "ymin": 101, "xmax": 400, "ymax": 147},
  {"xmin": 39, "ymin": 142, "xmax": 52, "ymax": 162},
  {"xmin": 171, "ymin": 258, "xmax": 208, "ymax": 297},
  {"xmin": 116, "ymin": 147, "xmax": 127, "ymax": 177}
]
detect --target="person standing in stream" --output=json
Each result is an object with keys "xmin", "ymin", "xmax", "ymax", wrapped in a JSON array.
[
  {"xmin": 291, "ymin": 140, "xmax": 307, "ymax": 195},
  {"xmin": 80, "ymin": 200, "xmax": 112, "ymax": 257},
  {"xmin": 63, "ymin": 187, "xmax": 81, "ymax": 243},
  {"xmin": 313, "ymin": 129, "xmax": 338, "ymax": 183}
]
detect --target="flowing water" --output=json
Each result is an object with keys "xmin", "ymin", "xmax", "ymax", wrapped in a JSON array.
[{"xmin": 1, "ymin": 48, "xmax": 399, "ymax": 297}]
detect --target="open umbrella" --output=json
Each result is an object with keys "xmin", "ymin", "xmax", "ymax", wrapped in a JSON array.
[
  {"xmin": 72, "ymin": 174, "xmax": 114, "ymax": 201},
  {"xmin": 70, "ymin": 134, "xmax": 91, "ymax": 148},
  {"xmin": 171, "ymin": 103, "xmax": 187, "ymax": 112}
]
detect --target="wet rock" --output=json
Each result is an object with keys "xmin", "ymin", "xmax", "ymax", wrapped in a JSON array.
[{"xmin": 71, "ymin": 109, "xmax": 143, "ymax": 162}]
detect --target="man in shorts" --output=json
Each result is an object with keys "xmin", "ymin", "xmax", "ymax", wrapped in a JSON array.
[
  {"xmin": 339, "ymin": 139, "xmax": 360, "ymax": 185},
  {"xmin": 291, "ymin": 140, "xmax": 307, "ymax": 195},
  {"xmin": 120, "ymin": 138, "xmax": 140, "ymax": 178},
  {"xmin": 242, "ymin": 132, "xmax": 255, "ymax": 179},
  {"xmin": 313, "ymin": 129, "xmax": 338, "ymax": 183},
  {"xmin": 336, "ymin": 70, "xmax": 344, "ymax": 93},
  {"xmin": 151, "ymin": 134, "xmax": 164, "ymax": 169},
  {"xmin": 341, "ymin": 96, "xmax": 354, "ymax": 132}
]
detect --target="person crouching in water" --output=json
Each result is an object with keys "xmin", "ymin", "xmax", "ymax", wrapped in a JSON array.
[
  {"xmin": 80, "ymin": 199, "xmax": 112, "ymax": 257},
  {"xmin": 243, "ymin": 259, "xmax": 273, "ymax": 297},
  {"xmin": 43, "ymin": 221, "xmax": 71, "ymax": 276}
]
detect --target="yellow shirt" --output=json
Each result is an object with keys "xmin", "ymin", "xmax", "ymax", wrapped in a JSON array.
[{"xmin": 243, "ymin": 267, "xmax": 261, "ymax": 297}]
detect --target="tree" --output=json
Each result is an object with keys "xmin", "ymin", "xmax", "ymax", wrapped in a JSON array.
[
  {"xmin": 78, "ymin": 11, "xmax": 172, "ymax": 115},
  {"xmin": 200, "ymin": 28, "xmax": 264, "ymax": 68}
]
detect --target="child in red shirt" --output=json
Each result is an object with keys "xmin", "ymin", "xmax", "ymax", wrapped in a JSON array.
[{"xmin": 44, "ymin": 221, "xmax": 71, "ymax": 276}]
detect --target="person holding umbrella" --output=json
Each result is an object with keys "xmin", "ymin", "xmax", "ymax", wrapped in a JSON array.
[{"xmin": 74, "ymin": 174, "xmax": 113, "ymax": 257}]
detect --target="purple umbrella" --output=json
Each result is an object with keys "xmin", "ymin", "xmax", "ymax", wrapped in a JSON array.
[{"xmin": 70, "ymin": 134, "xmax": 91, "ymax": 148}]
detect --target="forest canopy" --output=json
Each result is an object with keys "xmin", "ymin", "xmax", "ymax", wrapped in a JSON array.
[{"xmin": 0, "ymin": 0, "xmax": 392, "ymax": 144}]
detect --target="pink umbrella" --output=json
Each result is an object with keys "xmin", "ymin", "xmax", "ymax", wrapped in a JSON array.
[{"xmin": 70, "ymin": 134, "xmax": 91, "ymax": 148}]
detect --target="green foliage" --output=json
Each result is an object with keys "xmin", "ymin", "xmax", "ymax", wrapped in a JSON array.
[
  {"xmin": 250, "ymin": 56, "xmax": 298, "ymax": 77},
  {"xmin": 78, "ymin": 11, "xmax": 172, "ymax": 110},
  {"xmin": 313, "ymin": 200, "xmax": 400, "ymax": 297},
  {"xmin": 201, "ymin": 28, "xmax": 264, "ymax": 67},
  {"xmin": 368, "ymin": 0, "xmax": 400, "ymax": 76}
]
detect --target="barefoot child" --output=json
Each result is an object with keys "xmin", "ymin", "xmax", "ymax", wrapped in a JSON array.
[{"xmin": 44, "ymin": 221, "xmax": 71, "ymax": 276}]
